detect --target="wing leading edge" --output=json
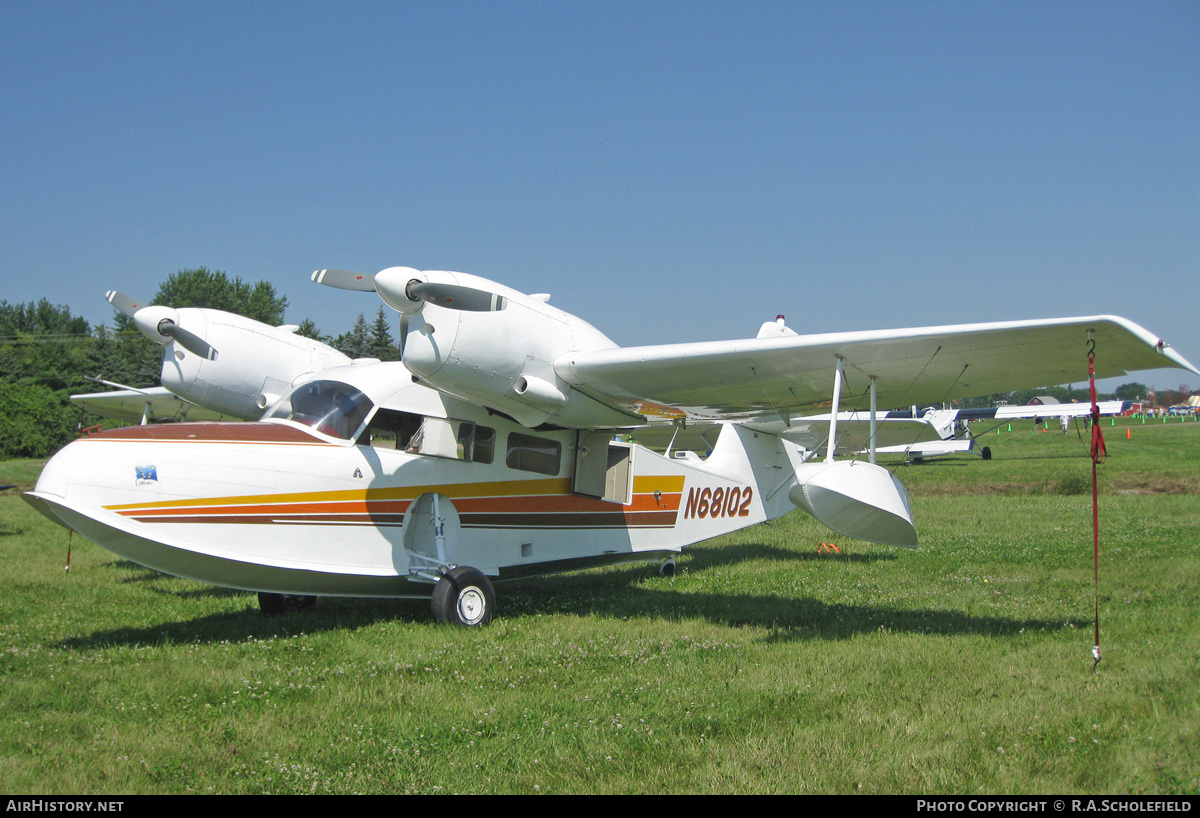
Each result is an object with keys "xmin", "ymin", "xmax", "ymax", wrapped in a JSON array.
[
  {"xmin": 71, "ymin": 387, "xmax": 237, "ymax": 424},
  {"xmin": 557, "ymin": 316, "xmax": 1197, "ymax": 422}
]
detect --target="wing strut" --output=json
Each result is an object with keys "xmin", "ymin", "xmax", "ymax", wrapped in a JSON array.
[
  {"xmin": 825, "ymin": 357, "xmax": 844, "ymax": 463},
  {"xmin": 869, "ymin": 376, "xmax": 878, "ymax": 465}
]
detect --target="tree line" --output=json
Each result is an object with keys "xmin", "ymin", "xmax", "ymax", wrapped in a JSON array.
[{"xmin": 0, "ymin": 267, "xmax": 399, "ymax": 458}]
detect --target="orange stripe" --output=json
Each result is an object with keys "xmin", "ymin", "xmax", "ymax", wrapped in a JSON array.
[{"xmin": 107, "ymin": 477, "xmax": 689, "ymax": 516}]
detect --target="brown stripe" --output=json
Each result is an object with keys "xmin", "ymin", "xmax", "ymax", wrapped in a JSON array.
[
  {"xmin": 90, "ymin": 422, "xmax": 329, "ymax": 444},
  {"xmin": 453, "ymin": 492, "xmax": 681, "ymax": 514},
  {"xmin": 460, "ymin": 510, "xmax": 680, "ymax": 528}
]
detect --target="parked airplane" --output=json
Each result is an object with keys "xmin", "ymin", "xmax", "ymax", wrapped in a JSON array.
[
  {"xmin": 834, "ymin": 399, "xmax": 1130, "ymax": 462},
  {"xmin": 25, "ymin": 267, "xmax": 1198, "ymax": 624}
]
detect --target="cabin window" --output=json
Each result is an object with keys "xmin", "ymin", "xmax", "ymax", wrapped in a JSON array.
[
  {"xmin": 360, "ymin": 409, "xmax": 422, "ymax": 450},
  {"xmin": 266, "ymin": 380, "xmax": 373, "ymax": 440},
  {"xmin": 360, "ymin": 410, "xmax": 495, "ymax": 464},
  {"xmin": 473, "ymin": 425, "xmax": 496, "ymax": 464},
  {"xmin": 506, "ymin": 432, "xmax": 561, "ymax": 475},
  {"xmin": 408, "ymin": 418, "xmax": 495, "ymax": 462}
]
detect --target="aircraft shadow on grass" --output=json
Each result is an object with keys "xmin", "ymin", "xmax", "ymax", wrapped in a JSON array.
[
  {"xmin": 104, "ymin": 538, "xmax": 896, "ymax": 596},
  {"xmin": 60, "ymin": 542, "xmax": 1073, "ymax": 651},
  {"xmin": 681, "ymin": 540, "xmax": 898, "ymax": 570}
]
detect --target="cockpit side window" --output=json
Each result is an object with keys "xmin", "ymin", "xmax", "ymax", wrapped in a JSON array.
[
  {"xmin": 266, "ymin": 380, "xmax": 373, "ymax": 440},
  {"xmin": 359, "ymin": 408, "xmax": 423, "ymax": 450},
  {"xmin": 359, "ymin": 409, "xmax": 495, "ymax": 464}
]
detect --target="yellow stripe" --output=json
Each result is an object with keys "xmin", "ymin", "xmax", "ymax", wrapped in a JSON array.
[{"xmin": 632, "ymin": 475, "xmax": 686, "ymax": 494}]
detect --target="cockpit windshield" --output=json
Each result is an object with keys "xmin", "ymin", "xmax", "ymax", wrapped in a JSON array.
[{"xmin": 265, "ymin": 380, "xmax": 374, "ymax": 440}]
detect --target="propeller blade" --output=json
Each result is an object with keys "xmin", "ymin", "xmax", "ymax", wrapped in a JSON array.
[
  {"xmin": 311, "ymin": 269, "xmax": 378, "ymax": 292},
  {"xmin": 406, "ymin": 281, "xmax": 508, "ymax": 312},
  {"xmin": 158, "ymin": 320, "xmax": 219, "ymax": 361},
  {"xmin": 398, "ymin": 313, "xmax": 410, "ymax": 358},
  {"xmin": 105, "ymin": 291, "xmax": 144, "ymax": 318}
]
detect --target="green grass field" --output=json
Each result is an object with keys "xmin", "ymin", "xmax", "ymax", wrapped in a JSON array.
[{"xmin": 2, "ymin": 416, "xmax": 1197, "ymax": 794}]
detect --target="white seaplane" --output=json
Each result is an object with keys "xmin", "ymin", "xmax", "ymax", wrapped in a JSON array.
[{"xmin": 25, "ymin": 267, "xmax": 1198, "ymax": 623}]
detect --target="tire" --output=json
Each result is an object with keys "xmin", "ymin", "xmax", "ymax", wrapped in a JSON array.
[
  {"xmin": 981, "ymin": 446, "xmax": 992, "ymax": 461},
  {"xmin": 658, "ymin": 558, "xmax": 676, "ymax": 578},
  {"xmin": 258, "ymin": 592, "xmax": 317, "ymax": 617},
  {"xmin": 431, "ymin": 567, "xmax": 496, "ymax": 627}
]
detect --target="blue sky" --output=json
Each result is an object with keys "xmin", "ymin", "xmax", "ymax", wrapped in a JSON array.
[{"xmin": 3, "ymin": 1, "xmax": 1197, "ymax": 392}]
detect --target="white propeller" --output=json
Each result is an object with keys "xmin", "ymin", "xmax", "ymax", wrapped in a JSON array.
[
  {"xmin": 312, "ymin": 267, "xmax": 509, "ymax": 356},
  {"xmin": 106, "ymin": 291, "xmax": 219, "ymax": 361}
]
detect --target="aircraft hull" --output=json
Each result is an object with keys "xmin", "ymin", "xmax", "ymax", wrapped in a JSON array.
[
  {"xmin": 24, "ymin": 421, "xmax": 783, "ymax": 597},
  {"xmin": 25, "ymin": 490, "xmax": 420, "ymax": 596}
]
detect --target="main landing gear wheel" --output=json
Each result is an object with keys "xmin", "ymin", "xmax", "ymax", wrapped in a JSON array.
[
  {"xmin": 981, "ymin": 446, "xmax": 992, "ymax": 460},
  {"xmin": 258, "ymin": 592, "xmax": 317, "ymax": 617},
  {"xmin": 658, "ymin": 558, "xmax": 676, "ymax": 577},
  {"xmin": 431, "ymin": 566, "xmax": 496, "ymax": 627}
]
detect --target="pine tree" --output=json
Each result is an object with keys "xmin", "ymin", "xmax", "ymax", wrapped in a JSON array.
[
  {"xmin": 336, "ymin": 313, "xmax": 372, "ymax": 359},
  {"xmin": 368, "ymin": 307, "xmax": 399, "ymax": 361},
  {"xmin": 295, "ymin": 318, "xmax": 324, "ymax": 341}
]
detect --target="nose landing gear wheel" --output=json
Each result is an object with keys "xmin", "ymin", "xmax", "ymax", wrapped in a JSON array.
[
  {"xmin": 431, "ymin": 566, "xmax": 496, "ymax": 627},
  {"xmin": 258, "ymin": 592, "xmax": 317, "ymax": 617}
]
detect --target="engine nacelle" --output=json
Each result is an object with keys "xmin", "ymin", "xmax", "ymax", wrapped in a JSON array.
[
  {"xmin": 157, "ymin": 308, "xmax": 351, "ymax": 419},
  {"xmin": 399, "ymin": 270, "xmax": 635, "ymax": 428}
]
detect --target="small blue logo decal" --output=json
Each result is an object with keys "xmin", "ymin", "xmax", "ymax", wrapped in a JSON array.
[
  {"xmin": 136, "ymin": 465, "xmax": 158, "ymax": 484},
  {"xmin": 353, "ymin": 468, "xmax": 363, "ymax": 478}
]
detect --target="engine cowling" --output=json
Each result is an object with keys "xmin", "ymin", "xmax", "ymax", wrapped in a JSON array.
[
  {"xmin": 156, "ymin": 309, "xmax": 351, "ymax": 419},
  {"xmin": 397, "ymin": 270, "xmax": 635, "ymax": 428}
]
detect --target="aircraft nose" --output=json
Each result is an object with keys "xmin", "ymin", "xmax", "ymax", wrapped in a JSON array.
[
  {"xmin": 33, "ymin": 443, "xmax": 70, "ymax": 498},
  {"xmin": 22, "ymin": 440, "xmax": 77, "ymax": 529}
]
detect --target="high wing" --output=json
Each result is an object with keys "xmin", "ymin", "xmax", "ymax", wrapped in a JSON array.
[
  {"xmin": 72, "ymin": 386, "xmax": 238, "ymax": 424},
  {"xmin": 558, "ymin": 316, "xmax": 1198, "ymax": 422}
]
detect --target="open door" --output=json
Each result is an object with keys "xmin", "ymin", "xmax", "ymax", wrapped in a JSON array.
[{"xmin": 573, "ymin": 431, "xmax": 633, "ymax": 504}]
